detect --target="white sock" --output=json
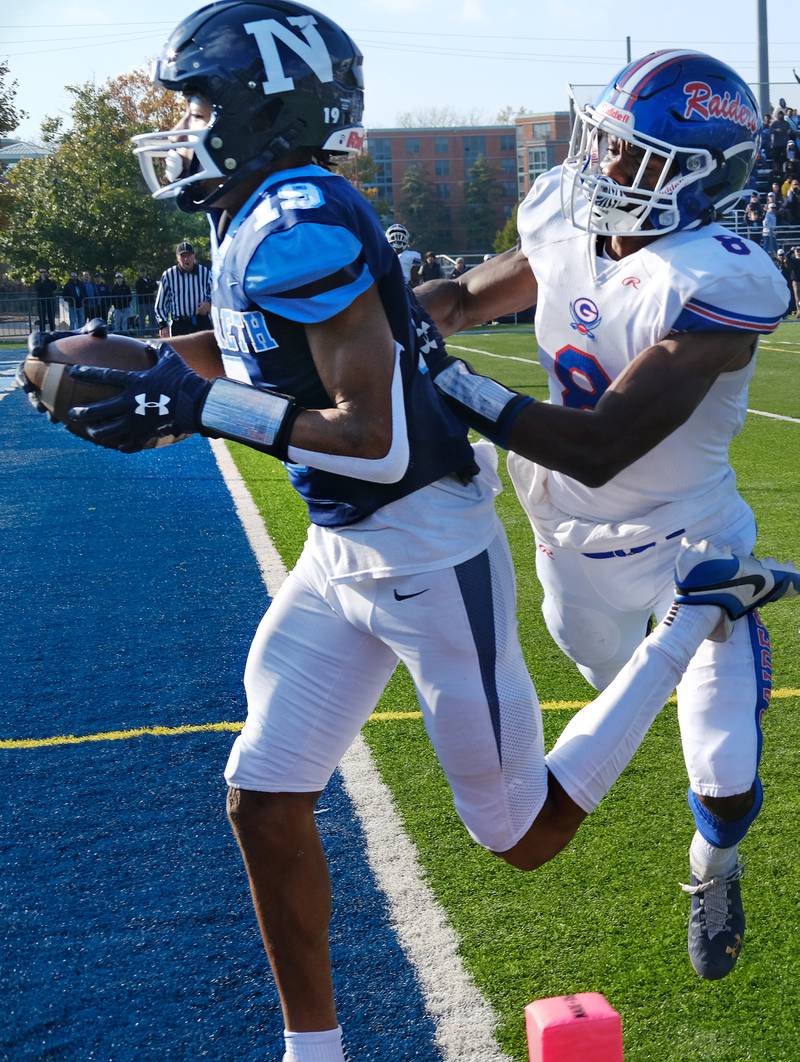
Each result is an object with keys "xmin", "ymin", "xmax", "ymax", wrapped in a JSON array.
[
  {"xmin": 689, "ymin": 830, "xmax": 739, "ymax": 881},
  {"xmin": 283, "ymin": 1026, "xmax": 344, "ymax": 1062},
  {"xmin": 546, "ymin": 603, "xmax": 721, "ymax": 812}
]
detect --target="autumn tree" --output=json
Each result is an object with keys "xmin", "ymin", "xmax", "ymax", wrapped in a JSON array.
[{"xmin": 0, "ymin": 79, "xmax": 203, "ymax": 281}]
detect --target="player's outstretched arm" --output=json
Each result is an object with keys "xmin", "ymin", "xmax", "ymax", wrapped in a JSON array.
[
  {"xmin": 415, "ymin": 246, "xmax": 538, "ymax": 336},
  {"xmin": 505, "ymin": 329, "xmax": 758, "ymax": 484}
]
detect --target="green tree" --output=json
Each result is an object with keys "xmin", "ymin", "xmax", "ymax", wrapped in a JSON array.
[
  {"xmin": 0, "ymin": 60, "xmax": 26, "ymax": 138},
  {"xmin": 398, "ymin": 163, "xmax": 445, "ymax": 247},
  {"xmin": 0, "ymin": 78, "xmax": 202, "ymax": 281},
  {"xmin": 463, "ymin": 155, "xmax": 501, "ymax": 252},
  {"xmin": 494, "ymin": 207, "xmax": 519, "ymax": 253}
]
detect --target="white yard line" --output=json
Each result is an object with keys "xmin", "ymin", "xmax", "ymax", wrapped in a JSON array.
[
  {"xmin": 209, "ymin": 438, "xmax": 512, "ymax": 1062},
  {"xmin": 748, "ymin": 408, "xmax": 800, "ymax": 423},
  {"xmin": 448, "ymin": 342, "xmax": 541, "ymax": 367}
]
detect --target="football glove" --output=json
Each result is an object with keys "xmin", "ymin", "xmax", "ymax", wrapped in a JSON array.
[
  {"xmin": 67, "ymin": 344, "xmax": 301, "ymax": 459},
  {"xmin": 18, "ymin": 318, "xmax": 109, "ymax": 420},
  {"xmin": 66, "ymin": 342, "xmax": 212, "ymax": 452}
]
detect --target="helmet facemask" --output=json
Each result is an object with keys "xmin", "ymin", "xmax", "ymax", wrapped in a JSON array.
[
  {"xmin": 132, "ymin": 105, "xmax": 227, "ymax": 209},
  {"xmin": 561, "ymin": 96, "xmax": 717, "ymax": 237}
]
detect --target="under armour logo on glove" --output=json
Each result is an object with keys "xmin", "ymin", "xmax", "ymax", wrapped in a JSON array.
[
  {"xmin": 66, "ymin": 343, "xmax": 211, "ymax": 453},
  {"xmin": 134, "ymin": 393, "xmax": 171, "ymax": 416},
  {"xmin": 415, "ymin": 319, "xmax": 439, "ymax": 356}
]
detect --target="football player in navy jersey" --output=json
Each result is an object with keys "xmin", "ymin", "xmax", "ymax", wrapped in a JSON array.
[{"xmin": 53, "ymin": 10, "xmax": 800, "ymax": 1056}]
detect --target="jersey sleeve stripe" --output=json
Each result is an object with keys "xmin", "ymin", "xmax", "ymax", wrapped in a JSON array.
[
  {"xmin": 680, "ymin": 299, "xmax": 783, "ymax": 333},
  {"xmin": 269, "ymin": 258, "xmax": 365, "ymax": 300},
  {"xmin": 254, "ymin": 266, "xmax": 374, "ymax": 324}
]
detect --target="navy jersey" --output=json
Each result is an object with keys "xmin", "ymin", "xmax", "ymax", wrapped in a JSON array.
[{"xmin": 208, "ymin": 165, "xmax": 474, "ymax": 527}]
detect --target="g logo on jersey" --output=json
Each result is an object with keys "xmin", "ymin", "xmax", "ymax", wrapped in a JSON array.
[{"xmin": 569, "ymin": 297, "xmax": 602, "ymax": 339}]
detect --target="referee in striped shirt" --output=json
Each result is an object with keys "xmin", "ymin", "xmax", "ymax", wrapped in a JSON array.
[{"xmin": 155, "ymin": 241, "xmax": 213, "ymax": 338}]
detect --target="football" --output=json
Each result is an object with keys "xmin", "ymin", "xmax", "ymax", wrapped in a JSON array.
[{"xmin": 22, "ymin": 331, "xmax": 186, "ymax": 448}]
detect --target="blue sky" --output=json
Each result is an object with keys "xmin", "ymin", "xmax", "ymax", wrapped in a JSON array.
[{"xmin": 6, "ymin": 0, "xmax": 800, "ymax": 139}]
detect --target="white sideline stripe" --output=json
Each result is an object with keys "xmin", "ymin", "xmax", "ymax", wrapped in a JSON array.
[
  {"xmin": 208, "ymin": 438, "xmax": 511, "ymax": 1062},
  {"xmin": 747, "ymin": 408, "xmax": 800, "ymax": 423},
  {"xmin": 210, "ymin": 439, "xmax": 288, "ymax": 595}
]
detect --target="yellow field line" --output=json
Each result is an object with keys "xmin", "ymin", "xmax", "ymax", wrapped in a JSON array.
[{"xmin": 3, "ymin": 689, "xmax": 799, "ymax": 750}]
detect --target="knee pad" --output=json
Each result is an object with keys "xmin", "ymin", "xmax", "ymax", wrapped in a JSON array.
[{"xmin": 688, "ymin": 777, "xmax": 763, "ymax": 847}]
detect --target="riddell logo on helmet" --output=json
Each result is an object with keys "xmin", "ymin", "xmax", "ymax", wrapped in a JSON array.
[
  {"xmin": 597, "ymin": 102, "xmax": 631, "ymax": 124},
  {"xmin": 682, "ymin": 81, "xmax": 758, "ymax": 134},
  {"xmin": 346, "ymin": 130, "xmax": 365, "ymax": 149}
]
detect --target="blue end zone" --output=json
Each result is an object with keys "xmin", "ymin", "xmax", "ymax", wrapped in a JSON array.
[{"xmin": 1, "ymin": 392, "xmax": 441, "ymax": 1060}]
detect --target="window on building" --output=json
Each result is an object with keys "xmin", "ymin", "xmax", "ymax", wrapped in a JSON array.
[
  {"xmin": 533, "ymin": 122, "xmax": 551, "ymax": 140},
  {"xmin": 500, "ymin": 157, "xmax": 516, "ymax": 174},
  {"xmin": 501, "ymin": 181, "xmax": 517, "ymax": 197},
  {"xmin": 436, "ymin": 183, "xmax": 451, "ymax": 200},
  {"xmin": 500, "ymin": 134, "xmax": 516, "ymax": 152},
  {"xmin": 435, "ymin": 137, "xmax": 450, "ymax": 154},
  {"xmin": 527, "ymin": 145, "xmax": 549, "ymax": 183},
  {"xmin": 370, "ymin": 138, "xmax": 392, "ymax": 160},
  {"xmin": 405, "ymin": 138, "xmax": 421, "ymax": 154},
  {"xmin": 463, "ymin": 135, "xmax": 486, "ymax": 157},
  {"xmin": 435, "ymin": 159, "xmax": 450, "ymax": 177}
]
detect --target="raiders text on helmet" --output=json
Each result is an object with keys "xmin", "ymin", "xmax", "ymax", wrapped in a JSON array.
[
  {"xmin": 132, "ymin": 0, "xmax": 365, "ymax": 212},
  {"xmin": 561, "ymin": 51, "xmax": 760, "ymax": 237}
]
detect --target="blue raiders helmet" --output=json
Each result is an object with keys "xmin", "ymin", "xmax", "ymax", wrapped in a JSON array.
[
  {"xmin": 133, "ymin": 0, "xmax": 364, "ymax": 212},
  {"xmin": 385, "ymin": 223, "xmax": 410, "ymax": 252},
  {"xmin": 561, "ymin": 50, "xmax": 760, "ymax": 236}
]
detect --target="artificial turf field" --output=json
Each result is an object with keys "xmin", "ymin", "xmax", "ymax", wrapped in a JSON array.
[
  {"xmin": 2, "ymin": 326, "xmax": 799, "ymax": 1060},
  {"xmin": 229, "ymin": 323, "xmax": 800, "ymax": 1062}
]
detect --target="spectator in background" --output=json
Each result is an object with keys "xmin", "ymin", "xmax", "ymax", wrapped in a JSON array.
[
  {"xmin": 81, "ymin": 270, "xmax": 98, "ymax": 320},
  {"xmin": 776, "ymin": 248, "xmax": 794, "ymax": 314},
  {"xmin": 62, "ymin": 270, "xmax": 85, "ymax": 329},
  {"xmin": 785, "ymin": 178, "xmax": 800, "ymax": 225},
  {"xmin": 94, "ymin": 272, "xmax": 111, "ymax": 322},
  {"xmin": 111, "ymin": 272, "xmax": 133, "ymax": 333},
  {"xmin": 744, "ymin": 192, "xmax": 763, "ymax": 243},
  {"xmin": 135, "ymin": 268, "xmax": 157, "ymax": 330},
  {"xmin": 419, "ymin": 250, "xmax": 443, "ymax": 283},
  {"xmin": 790, "ymin": 246, "xmax": 800, "ymax": 316},
  {"xmin": 155, "ymin": 241, "xmax": 213, "ymax": 337},
  {"xmin": 770, "ymin": 109, "xmax": 791, "ymax": 165},
  {"xmin": 34, "ymin": 268, "xmax": 58, "ymax": 331},
  {"xmin": 450, "ymin": 256, "xmax": 469, "ymax": 279},
  {"xmin": 783, "ymin": 140, "xmax": 799, "ymax": 183},
  {"xmin": 762, "ymin": 201, "xmax": 779, "ymax": 256}
]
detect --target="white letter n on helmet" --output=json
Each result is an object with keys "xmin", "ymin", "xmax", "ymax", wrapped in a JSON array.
[{"xmin": 244, "ymin": 16, "xmax": 334, "ymax": 96}]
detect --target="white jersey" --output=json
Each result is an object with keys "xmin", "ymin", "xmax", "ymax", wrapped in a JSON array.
[
  {"xmin": 514, "ymin": 167, "xmax": 789, "ymax": 545},
  {"xmin": 397, "ymin": 248, "xmax": 421, "ymax": 284}
]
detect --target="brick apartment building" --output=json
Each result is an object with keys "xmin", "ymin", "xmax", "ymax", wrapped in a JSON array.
[{"xmin": 365, "ymin": 112, "xmax": 570, "ymax": 252}]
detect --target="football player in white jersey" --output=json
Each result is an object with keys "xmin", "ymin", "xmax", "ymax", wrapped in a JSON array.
[
  {"xmin": 34, "ymin": 19, "xmax": 798, "ymax": 1056},
  {"xmin": 417, "ymin": 51, "xmax": 793, "ymax": 980},
  {"xmin": 386, "ymin": 222, "xmax": 422, "ymax": 286}
]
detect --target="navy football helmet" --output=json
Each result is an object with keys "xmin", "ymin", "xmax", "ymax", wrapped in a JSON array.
[
  {"xmin": 561, "ymin": 50, "xmax": 760, "ymax": 236},
  {"xmin": 385, "ymin": 223, "xmax": 410, "ymax": 252},
  {"xmin": 133, "ymin": 0, "xmax": 364, "ymax": 212}
]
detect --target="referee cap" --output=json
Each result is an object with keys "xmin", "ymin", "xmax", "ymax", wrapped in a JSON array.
[{"xmin": 176, "ymin": 241, "xmax": 195, "ymax": 254}]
